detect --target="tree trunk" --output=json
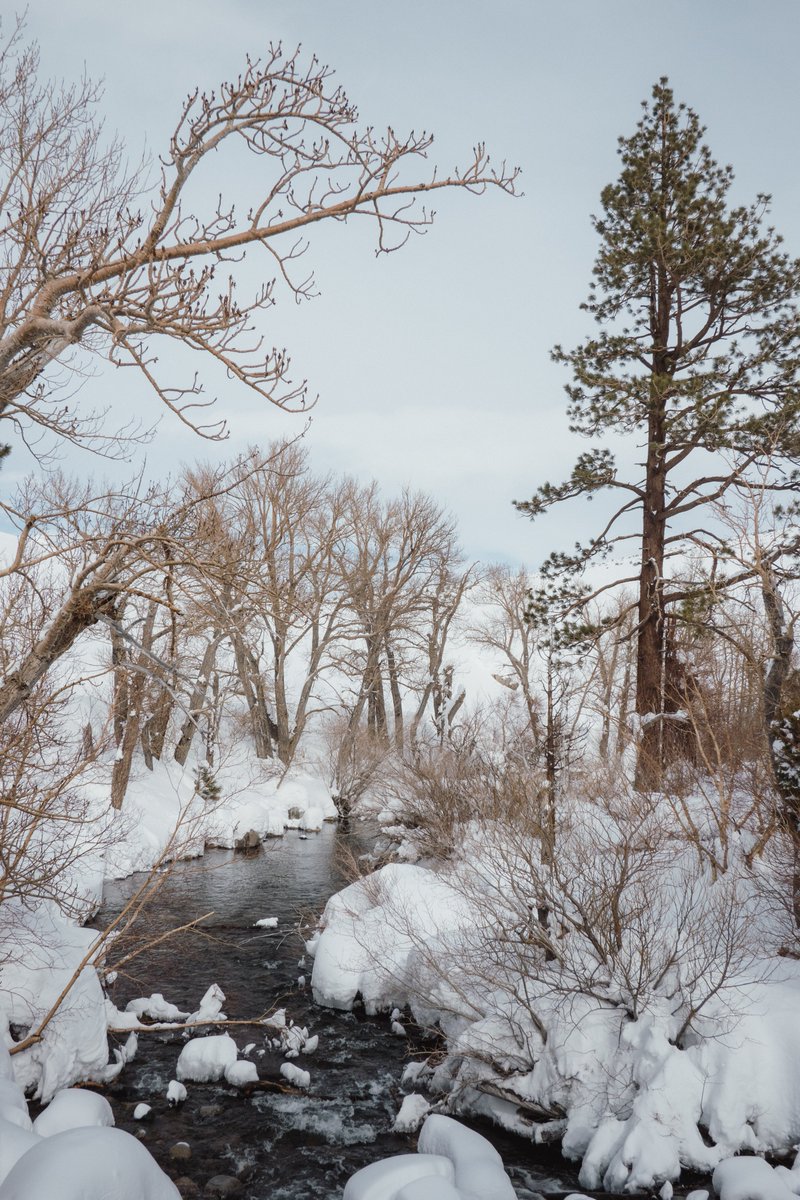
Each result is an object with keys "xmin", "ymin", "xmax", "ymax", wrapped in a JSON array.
[
  {"xmin": 232, "ymin": 632, "xmax": 275, "ymax": 760},
  {"xmin": 634, "ymin": 274, "xmax": 670, "ymax": 790},
  {"xmin": 385, "ymin": 639, "xmax": 404, "ymax": 750},
  {"xmin": 0, "ymin": 581, "xmax": 119, "ymax": 724},
  {"xmin": 174, "ymin": 633, "xmax": 222, "ymax": 766}
]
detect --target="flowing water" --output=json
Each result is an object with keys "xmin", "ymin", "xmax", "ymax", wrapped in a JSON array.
[{"xmin": 94, "ymin": 823, "xmax": 589, "ymax": 1199}]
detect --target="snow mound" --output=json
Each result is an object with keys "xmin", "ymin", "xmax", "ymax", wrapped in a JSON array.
[
  {"xmin": 224, "ymin": 1060, "xmax": 258, "ymax": 1086},
  {"xmin": 176, "ymin": 1034, "xmax": 237, "ymax": 1082},
  {"xmin": 33, "ymin": 1088, "xmax": 114, "ymax": 1137},
  {"xmin": 393, "ymin": 1094, "xmax": 431, "ymax": 1134},
  {"xmin": 280, "ymin": 1062, "xmax": 310, "ymax": 1089},
  {"xmin": 343, "ymin": 1153, "xmax": 456, "ymax": 1200},
  {"xmin": 125, "ymin": 994, "xmax": 189, "ymax": 1022},
  {"xmin": 713, "ymin": 1156, "xmax": 798, "ymax": 1200},
  {"xmin": 166, "ymin": 1080, "xmax": 187, "ymax": 1105},
  {"xmin": 343, "ymin": 1115, "xmax": 514, "ymax": 1200},
  {"xmin": 417, "ymin": 1115, "xmax": 516, "ymax": 1200},
  {"xmin": 0, "ymin": 1117, "xmax": 40, "ymax": 1186},
  {"xmin": 0, "ymin": 1125, "xmax": 180, "ymax": 1199}
]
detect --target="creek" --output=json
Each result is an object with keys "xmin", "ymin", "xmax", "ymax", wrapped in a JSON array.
[{"xmin": 95, "ymin": 823, "xmax": 591, "ymax": 1199}]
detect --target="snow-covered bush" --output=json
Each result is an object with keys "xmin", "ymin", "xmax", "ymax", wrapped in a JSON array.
[{"xmin": 312, "ymin": 753, "xmax": 794, "ymax": 1192}]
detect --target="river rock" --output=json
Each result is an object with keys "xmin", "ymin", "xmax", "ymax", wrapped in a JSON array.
[
  {"xmin": 199, "ymin": 1104, "xmax": 223, "ymax": 1120},
  {"xmin": 205, "ymin": 1175, "xmax": 243, "ymax": 1197},
  {"xmin": 170, "ymin": 1141, "xmax": 192, "ymax": 1161},
  {"xmin": 287, "ymin": 806, "xmax": 303, "ymax": 820},
  {"xmin": 234, "ymin": 829, "xmax": 260, "ymax": 852},
  {"xmin": 175, "ymin": 1179, "xmax": 200, "ymax": 1198}
]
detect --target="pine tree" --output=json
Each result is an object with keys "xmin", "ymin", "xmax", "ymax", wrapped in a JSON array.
[{"xmin": 516, "ymin": 79, "xmax": 800, "ymax": 789}]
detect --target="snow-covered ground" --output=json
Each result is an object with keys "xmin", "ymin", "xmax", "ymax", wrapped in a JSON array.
[{"xmin": 310, "ymin": 805, "xmax": 800, "ymax": 1194}]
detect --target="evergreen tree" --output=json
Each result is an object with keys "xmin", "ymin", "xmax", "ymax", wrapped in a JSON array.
[{"xmin": 516, "ymin": 79, "xmax": 800, "ymax": 789}]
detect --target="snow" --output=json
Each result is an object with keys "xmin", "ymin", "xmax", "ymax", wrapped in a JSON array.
[
  {"xmin": 188, "ymin": 983, "xmax": 227, "ymax": 1024},
  {"xmin": 0, "ymin": 1118, "xmax": 40, "ymax": 1184},
  {"xmin": 343, "ymin": 1154, "xmax": 456, "ymax": 1200},
  {"xmin": 311, "ymin": 863, "xmax": 473, "ymax": 1013},
  {"xmin": 224, "ymin": 1060, "xmax": 258, "ymax": 1086},
  {"xmin": 713, "ymin": 1157, "xmax": 797, "ymax": 1200},
  {"xmin": 393, "ymin": 1093, "xmax": 431, "ymax": 1133},
  {"xmin": 133, "ymin": 1103, "xmax": 151, "ymax": 1119},
  {"xmin": 311, "ymin": 809, "xmax": 800, "ymax": 1194},
  {"xmin": 0, "ymin": 903, "xmax": 111, "ymax": 1101},
  {"xmin": 343, "ymin": 1117, "xmax": 513, "ymax": 1200},
  {"xmin": 0, "ymin": 1125, "xmax": 181, "ymax": 1199},
  {"xmin": 254, "ymin": 917, "xmax": 278, "ymax": 928},
  {"xmin": 417, "ymin": 1115, "xmax": 517, "ymax": 1200},
  {"xmin": 166, "ymin": 1080, "xmax": 187, "ymax": 1105},
  {"xmin": 33, "ymin": 1087, "xmax": 114, "ymax": 1136},
  {"xmin": 280, "ymin": 1062, "xmax": 311, "ymax": 1089},
  {"xmin": 175, "ymin": 1034, "xmax": 238, "ymax": 1083},
  {"xmin": 125, "ymin": 994, "xmax": 189, "ymax": 1022}
]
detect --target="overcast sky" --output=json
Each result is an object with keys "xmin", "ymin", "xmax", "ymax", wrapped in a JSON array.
[{"xmin": 14, "ymin": 0, "xmax": 800, "ymax": 567}]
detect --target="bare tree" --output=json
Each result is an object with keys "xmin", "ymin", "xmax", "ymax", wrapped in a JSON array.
[
  {"xmin": 336, "ymin": 485, "xmax": 461, "ymax": 763},
  {"xmin": 0, "ymin": 23, "xmax": 518, "ymax": 454}
]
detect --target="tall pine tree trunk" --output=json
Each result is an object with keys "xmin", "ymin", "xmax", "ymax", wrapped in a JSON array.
[{"xmin": 635, "ymin": 354, "xmax": 669, "ymax": 791}]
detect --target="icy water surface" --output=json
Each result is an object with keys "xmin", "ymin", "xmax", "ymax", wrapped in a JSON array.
[{"xmin": 95, "ymin": 823, "xmax": 586, "ymax": 1199}]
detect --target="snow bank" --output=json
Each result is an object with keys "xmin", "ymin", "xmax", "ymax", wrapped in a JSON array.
[
  {"xmin": 311, "ymin": 863, "xmax": 473, "ymax": 1013},
  {"xmin": 0, "ymin": 902, "xmax": 111, "ymax": 1101},
  {"xmin": 310, "ymin": 840, "xmax": 800, "ymax": 1193}
]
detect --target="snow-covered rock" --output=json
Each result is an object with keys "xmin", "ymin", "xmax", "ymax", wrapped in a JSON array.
[
  {"xmin": 417, "ymin": 1115, "xmax": 516, "ymax": 1200},
  {"xmin": 280, "ymin": 1062, "xmax": 310, "ymax": 1089},
  {"xmin": 175, "ymin": 1034, "xmax": 237, "ymax": 1083},
  {"xmin": 713, "ymin": 1156, "xmax": 796, "ymax": 1200},
  {"xmin": 224, "ymin": 1060, "xmax": 258, "ymax": 1086},
  {"xmin": 393, "ymin": 1094, "xmax": 431, "ymax": 1134},
  {"xmin": 125, "ymin": 994, "xmax": 189, "ymax": 1022},
  {"xmin": 187, "ymin": 983, "xmax": 226, "ymax": 1024},
  {"xmin": 343, "ymin": 1153, "xmax": 456, "ymax": 1200},
  {"xmin": 166, "ymin": 1080, "xmax": 187, "ymax": 1106},
  {"xmin": 0, "ymin": 1125, "xmax": 180, "ymax": 1199},
  {"xmin": 33, "ymin": 1088, "xmax": 114, "ymax": 1137}
]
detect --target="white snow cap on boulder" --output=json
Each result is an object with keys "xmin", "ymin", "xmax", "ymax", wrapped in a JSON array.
[
  {"xmin": 343, "ymin": 1153, "xmax": 456, "ymax": 1200},
  {"xmin": 343, "ymin": 1115, "xmax": 515, "ymax": 1200},
  {"xmin": 0, "ymin": 1125, "xmax": 180, "ymax": 1199},
  {"xmin": 176, "ymin": 1034, "xmax": 237, "ymax": 1083},
  {"xmin": 33, "ymin": 1088, "xmax": 114, "ymax": 1137},
  {"xmin": 417, "ymin": 1116, "xmax": 516, "ymax": 1200},
  {"xmin": 713, "ymin": 1156, "xmax": 798, "ymax": 1200}
]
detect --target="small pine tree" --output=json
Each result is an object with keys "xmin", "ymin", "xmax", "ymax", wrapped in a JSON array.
[{"xmin": 194, "ymin": 764, "xmax": 222, "ymax": 804}]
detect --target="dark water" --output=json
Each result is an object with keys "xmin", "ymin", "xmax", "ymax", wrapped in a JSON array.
[{"xmin": 95, "ymin": 824, "xmax": 585, "ymax": 1199}]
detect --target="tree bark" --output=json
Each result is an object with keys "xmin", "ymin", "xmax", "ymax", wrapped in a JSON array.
[{"xmin": 174, "ymin": 633, "xmax": 223, "ymax": 766}]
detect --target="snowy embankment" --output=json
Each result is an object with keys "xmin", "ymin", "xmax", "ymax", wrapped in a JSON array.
[{"xmin": 310, "ymin": 837, "xmax": 800, "ymax": 1195}]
